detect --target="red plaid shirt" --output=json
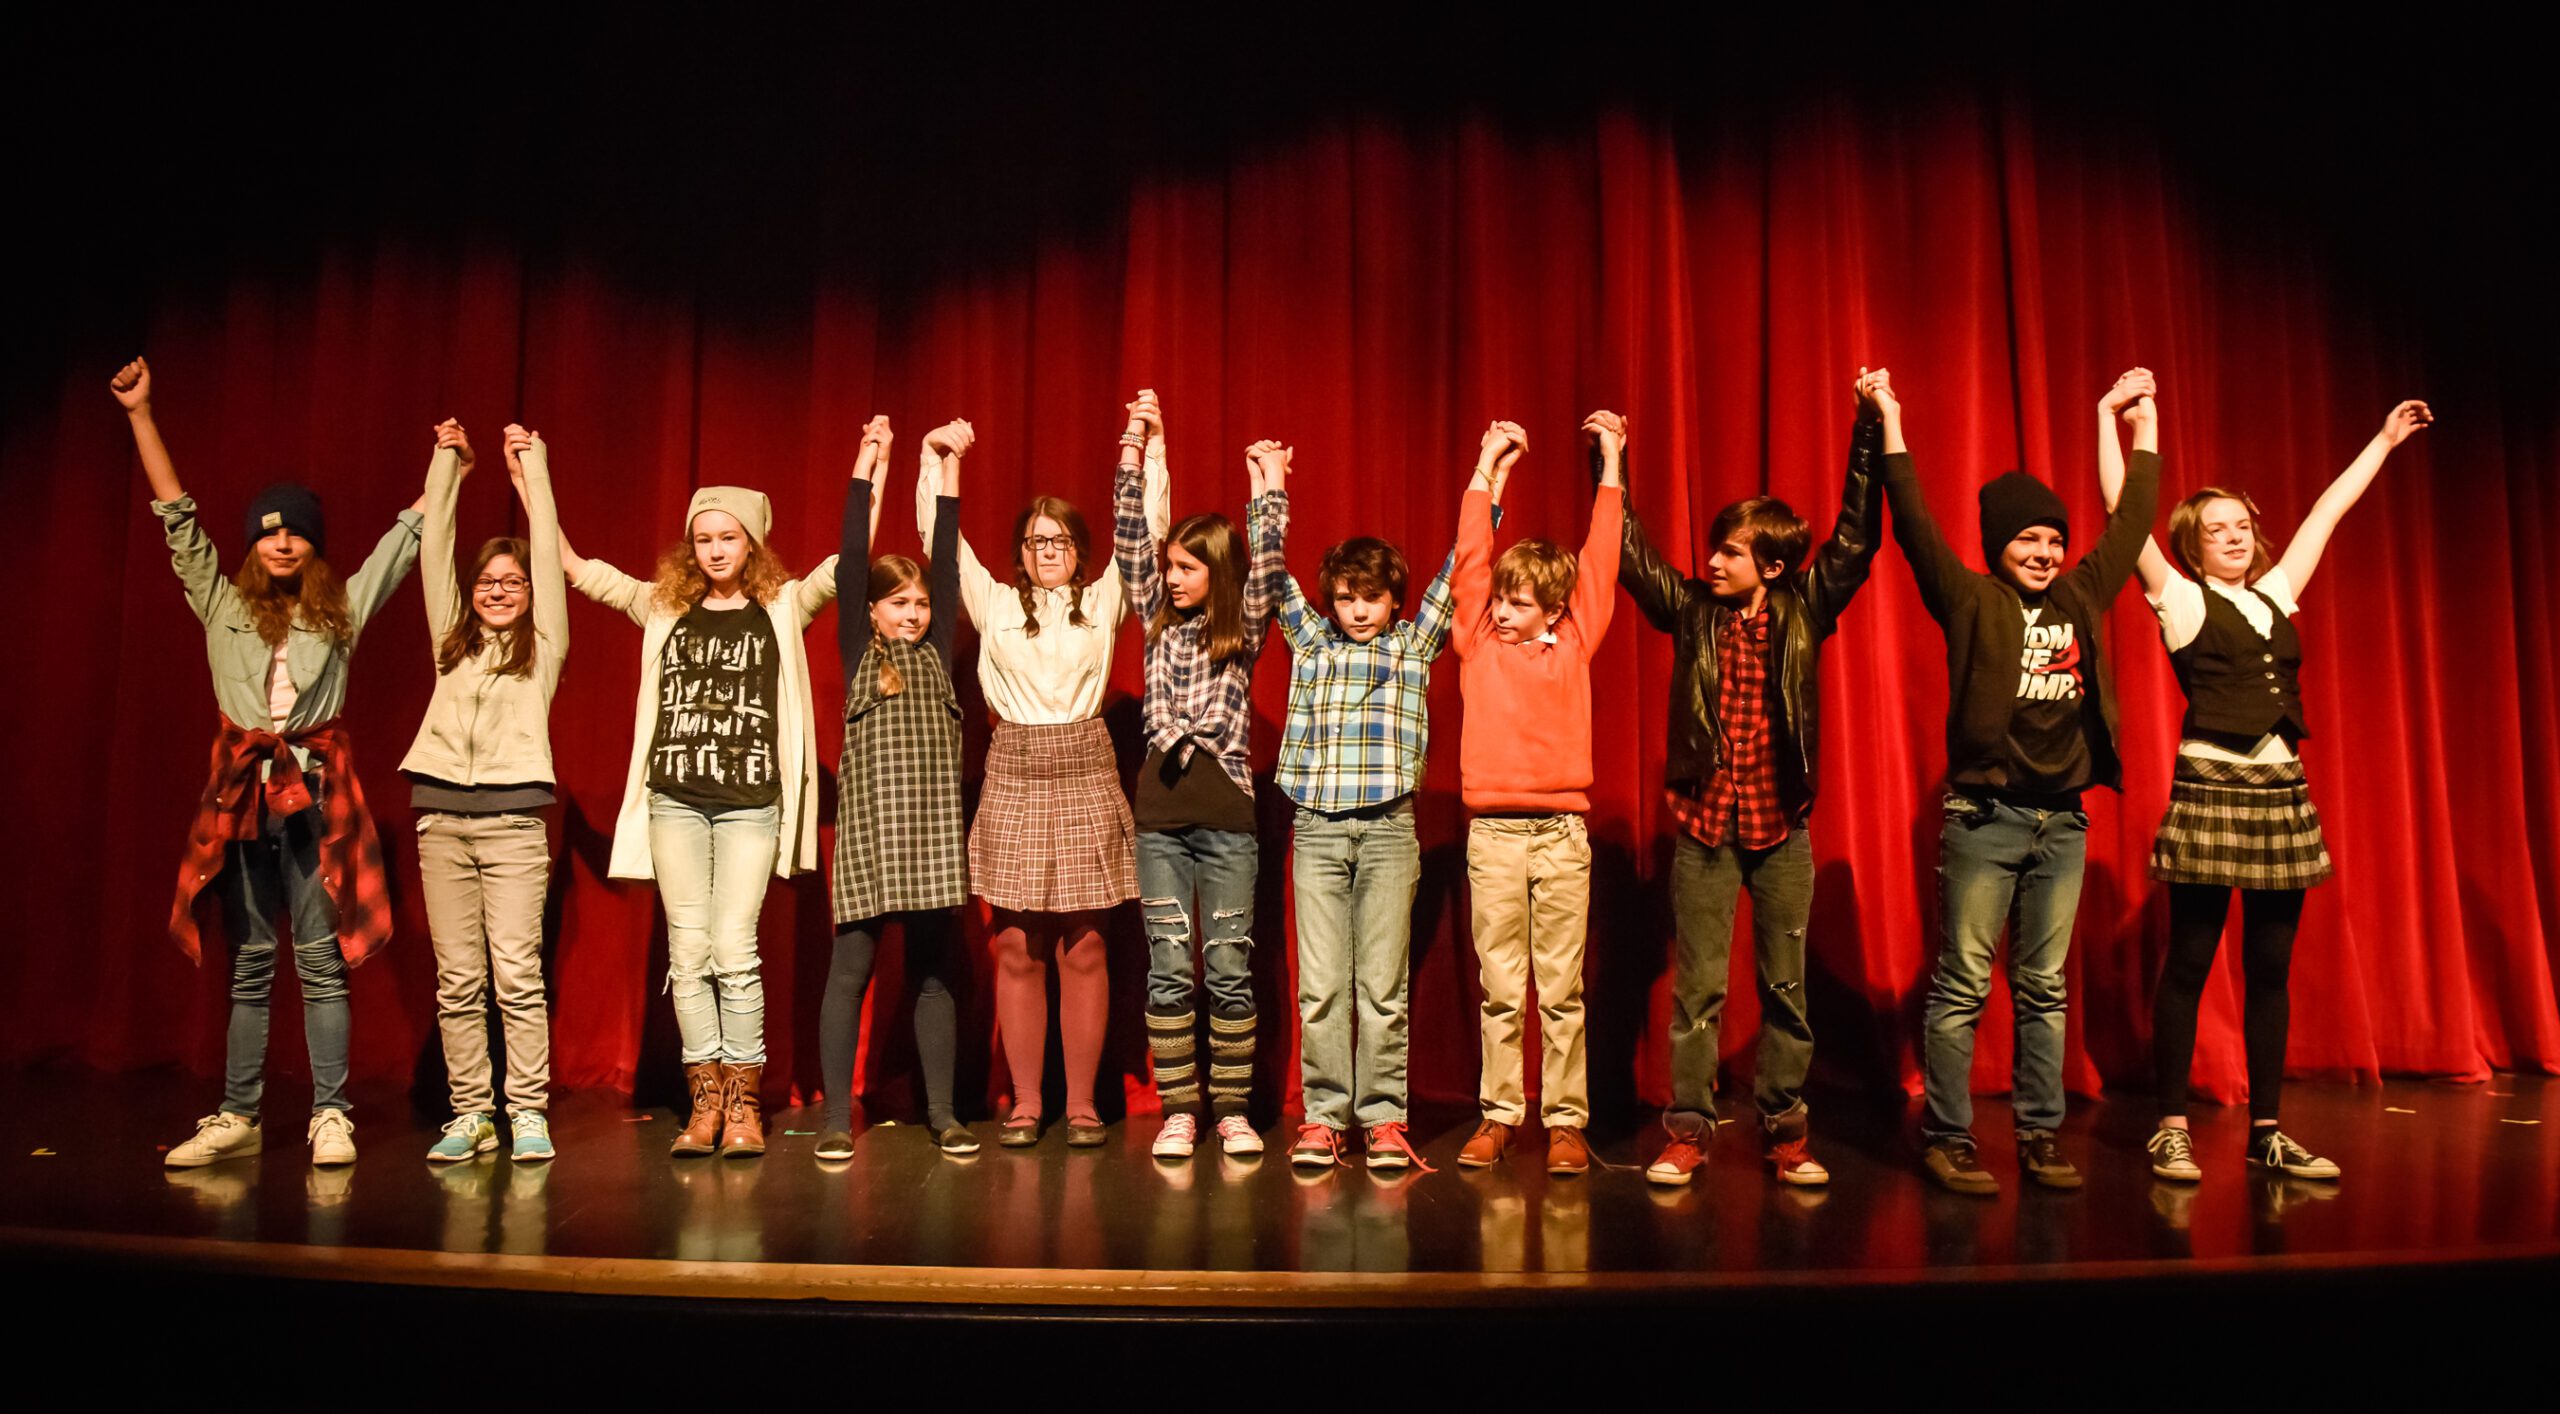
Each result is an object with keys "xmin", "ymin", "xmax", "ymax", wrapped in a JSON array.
[
  {"xmin": 169, "ymin": 718, "xmax": 393, "ymax": 967},
  {"xmin": 1665, "ymin": 606, "xmax": 1789, "ymax": 850}
]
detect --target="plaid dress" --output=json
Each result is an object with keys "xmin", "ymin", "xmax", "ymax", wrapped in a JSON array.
[{"xmin": 832, "ymin": 640, "xmax": 968, "ymax": 923}]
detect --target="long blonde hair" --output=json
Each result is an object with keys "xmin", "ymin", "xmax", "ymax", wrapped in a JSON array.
[{"xmin": 865, "ymin": 554, "xmax": 926, "ymax": 697}]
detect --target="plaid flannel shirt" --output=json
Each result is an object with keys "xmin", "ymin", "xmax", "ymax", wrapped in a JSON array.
[
  {"xmin": 171, "ymin": 718, "xmax": 393, "ymax": 966},
  {"xmin": 1666, "ymin": 606, "xmax": 1789, "ymax": 849},
  {"xmin": 1115, "ymin": 461, "xmax": 1288, "ymax": 797},
  {"xmin": 1272, "ymin": 518, "xmax": 1489, "ymax": 813}
]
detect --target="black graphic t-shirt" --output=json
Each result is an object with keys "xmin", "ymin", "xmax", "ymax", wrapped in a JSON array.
[
  {"xmin": 1997, "ymin": 598, "xmax": 2093, "ymax": 798},
  {"xmin": 648, "ymin": 603, "xmax": 782, "ymax": 811}
]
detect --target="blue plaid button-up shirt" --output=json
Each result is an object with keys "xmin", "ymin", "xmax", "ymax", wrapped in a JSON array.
[{"xmin": 1270, "ymin": 511, "xmax": 1492, "ymax": 814}]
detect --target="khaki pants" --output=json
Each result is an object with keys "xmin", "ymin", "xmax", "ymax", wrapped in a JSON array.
[
  {"xmin": 416, "ymin": 811, "xmax": 554, "ymax": 1114},
  {"xmin": 1466, "ymin": 813, "xmax": 1592, "ymax": 1127}
]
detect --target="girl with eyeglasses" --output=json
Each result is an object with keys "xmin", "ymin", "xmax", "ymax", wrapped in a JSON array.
[
  {"xmin": 915, "ymin": 411, "xmax": 1168, "ymax": 1147},
  {"xmin": 401, "ymin": 422, "xmax": 571, "ymax": 1165}
]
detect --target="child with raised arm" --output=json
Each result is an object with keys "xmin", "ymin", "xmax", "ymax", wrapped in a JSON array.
[
  {"xmin": 1451, "ymin": 418, "xmax": 1624, "ymax": 1176},
  {"xmin": 562, "ymin": 460, "xmax": 839, "ymax": 1159},
  {"xmin": 2098, "ymin": 372, "xmax": 2430, "ymax": 1184},
  {"xmin": 1114, "ymin": 392, "xmax": 1291, "ymax": 1162},
  {"xmin": 1618, "ymin": 378, "xmax": 1886, "ymax": 1189},
  {"xmin": 116, "ymin": 358, "xmax": 425, "ymax": 1170},
  {"xmin": 406, "ymin": 421, "xmax": 570, "ymax": 1165},
  {"xmin": 814, "ymin": 415, "xmax": 979, "ymax": 1162},
  {"xmin": 1882, "ymin": 368, "xmax": 2159, "ymax": 1196},
  {"xmin": 915, "ymin": 411, "xmax": 1168, "ymax": 1148},
  {"xmin": 1274, "ymin": 471, "xmax": 1502, "ymax": 1172}
]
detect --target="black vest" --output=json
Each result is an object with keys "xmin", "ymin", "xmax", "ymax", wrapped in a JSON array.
[{"xmin": 2170, "ymin": 584, "xmax": 2308, "ymax": 746}]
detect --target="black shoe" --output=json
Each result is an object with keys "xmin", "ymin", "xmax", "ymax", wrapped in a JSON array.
[
  {"xmin": 813, "ymin": 1130, "xmax": 855, "ymax": 1162},
  {"xmin": 998, "ymin": 1111, "xmax": 1042, "ymax": 1148},
  {"xmin": 2248, "ymin": 1129, "xmax": 2340, "ymax": 1179},
  {"xmin": 2016, "ymin": 1129, "xmax": 2083, "ymax": 1190},
  {"xmin": 931, "ymin": 1119, "xmax": 982, "ymax": 1156},
  {"xmin": 1924, "ymin": 1139, "xmax": 1998, "ymax": 1195},
  {"xmin": 1064, "ymin": 1114, "xmax": 1108, "ymax": 1148}
]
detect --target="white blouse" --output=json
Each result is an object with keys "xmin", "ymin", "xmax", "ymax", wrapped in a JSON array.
[
  {"xmin": 917, "ymin": 445, "xmax": 1169, "ymax": 725},
  {"xmin": 2147, "ymin": 565, "xmax": 2302, "ymax": 765}
]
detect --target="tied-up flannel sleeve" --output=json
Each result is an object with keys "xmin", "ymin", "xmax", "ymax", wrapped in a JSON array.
[{"xmin": 1242, "ymin": 488, "xmax": 1289, "ymax": 652}]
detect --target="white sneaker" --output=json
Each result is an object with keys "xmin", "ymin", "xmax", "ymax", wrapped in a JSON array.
[
  {"xmin": 308, "ymin": 1109, "xmax": 358, "ymax": 1166},
  {"xmin": 1152, "ymin": 1113, "xmax": 1199, "ymax": 1159},
  {"xmin": 1216, "ymin": 1115, "xmax": 1264, "ymax": 1156},
  {"xmin": 165, "ymin": 1112, "xmax": 262, "ymax": 1168}
]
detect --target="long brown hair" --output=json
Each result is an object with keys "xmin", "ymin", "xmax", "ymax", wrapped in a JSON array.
[
  {"xmin": 436, "ymin": 537, "xmax": 541, "ymax": 678},
  {"xmin": 650, "ymin": 538, "xmax": 794, "ymax": 615},
  {"xmin": 1010, "ymin": 495, "xmax": 1094, "ymax": 636},
  {"xmin": 865, "ymin": 554, "xmax": 926, "ymax": 697},
  {"xmin": 1148, "ymin": 512, "xmax": 1248, "ymax": 664},
  {"xmin": 2167, "ymin": 486, "xmax": 2282, "ymax": 584},
  {"xmin": 232, "ymin": 555, "xmax": 351, "ymax": 648}
]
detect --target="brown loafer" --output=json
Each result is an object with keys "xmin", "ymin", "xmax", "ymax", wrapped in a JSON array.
[{"xmin": 1545, "ymin": 1125, "xmax": 1591, "ymax": 1175}]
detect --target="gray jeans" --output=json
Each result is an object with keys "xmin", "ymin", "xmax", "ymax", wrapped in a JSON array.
[
  {"xmin": 218, "ymin": 780, "xmax": 351, "ymax": 1118},
  {"xmin": 1291, "ymin": 802, "xmax": 1422, "ymax": 1130},
  {"xmin": 1665, "ymin": 828, "xmax": 1815, "ymax": 1127}
]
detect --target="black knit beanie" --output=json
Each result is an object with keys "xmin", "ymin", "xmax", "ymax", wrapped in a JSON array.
[
  {"xmin": 244, "ymin": 483, "xmax": 327, "ymax": 556},
  {"xmin": 1977, "ymin": 471, "xmax": 2067, "ymax": 566}
]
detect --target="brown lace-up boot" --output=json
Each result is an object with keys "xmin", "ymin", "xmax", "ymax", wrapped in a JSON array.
[
  {"xmin": 670, "ymin": 1062, "xmax": 724, "ymax": 1156},
  {"xmin": 719, "ymin": 1063, "xmax": 767, "ymax": 1157}
]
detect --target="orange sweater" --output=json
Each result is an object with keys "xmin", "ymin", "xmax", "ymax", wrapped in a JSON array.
[{"xmin": 1451, "ymin": 485, "xmax": 1622, "ymax": 813}]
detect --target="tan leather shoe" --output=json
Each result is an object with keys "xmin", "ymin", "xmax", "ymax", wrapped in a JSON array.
[
  {"xmin": 719, "ymin": 1063, "xmax": 767, "ymax": 1157},
  {"xmin": 670, "ymin": 1062, "xmax": 724, "ymax": 1156},
  {"xmin": 1458, "ymin": 1119, "xmax": 1512, "ymax": 1168},
  {"xmin": 1545, "ymin": 1125, "xmax": 1591, "ymax": 1175}
]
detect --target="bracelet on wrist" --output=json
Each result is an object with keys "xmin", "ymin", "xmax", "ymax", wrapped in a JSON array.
[{"xmin": 1119, "ymin": 431, "xmax": 1147, "ymax": 448}]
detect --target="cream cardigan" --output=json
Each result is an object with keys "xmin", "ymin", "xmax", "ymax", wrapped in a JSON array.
[{"xmin": 570, "ymin": 551, "xmax": 840, "ymax": 880}]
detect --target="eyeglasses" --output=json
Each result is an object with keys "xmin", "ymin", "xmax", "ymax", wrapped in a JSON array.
[
  {"xmin": 1020, "ymin": 535, "xmax": 1075, "ymax": 553},
  {"xmin": 474, "ymin": 576, "xmax": 531, "ymax": 594}
]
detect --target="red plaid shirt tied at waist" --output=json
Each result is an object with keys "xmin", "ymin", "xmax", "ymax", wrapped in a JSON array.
[
  {"xmin": 168, "ymin": 717, "xmax": 393, "ymax": 966},
  {"xmin": 1665, "ymin": 606, "xmax": 1790, "ymax": 851}
]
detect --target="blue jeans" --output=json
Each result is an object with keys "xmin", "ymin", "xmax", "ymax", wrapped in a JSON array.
[
  {"xmin": 1138, "ymin": 827, "xmax": 1258, "ymax": 1016},
  {"xmin": 648, "ymin": 794, "xmax": 781, "ymax": 1064},
  {"xmin": 1921, "ymin": 793, "xmax": 2088, "ymax": 1143},
  {"xmin": 1291, "ymin": 802, "xmax": 1422, "ymax": 1129},
  {"xmin": 218, "ymin": 779, "xmax": 351, "ymax": 1118}
]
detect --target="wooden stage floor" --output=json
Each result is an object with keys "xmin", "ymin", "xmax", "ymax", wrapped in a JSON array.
[{"xmin": 5, "ymin": 1068, "xmax": 2553, "ymax": 1316}]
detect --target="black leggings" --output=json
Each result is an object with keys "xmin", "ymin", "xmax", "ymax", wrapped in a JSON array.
[
  {"xmin": 819, "ymin": 910, "xmax": 960, "ymax": 1132},
  {"xmin": 2153, "ymin": 883, "xmax": 2305, "ymax": 1123}
]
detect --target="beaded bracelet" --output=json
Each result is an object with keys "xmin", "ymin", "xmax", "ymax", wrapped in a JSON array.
[{"xmin": 1119, "ymin": 431, "xmax": 1147, "ymax": 448}]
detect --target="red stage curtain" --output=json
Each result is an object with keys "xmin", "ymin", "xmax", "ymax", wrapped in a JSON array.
[{"xmin": 7, "ymin": 89, "xmax": 2554, "ymax": 1123}]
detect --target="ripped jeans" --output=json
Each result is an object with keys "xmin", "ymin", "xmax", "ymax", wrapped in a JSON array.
[
  {"xmin": 1666, "ymin": 828, "xmax": 1814, "ymax": 1126},
  {"xmin": 1137, "ymin": 827, "xmax": 1258, "ymax": 1016}
]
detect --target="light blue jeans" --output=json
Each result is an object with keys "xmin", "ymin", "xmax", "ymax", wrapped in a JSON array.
[
  {"xmin": 1291, "ymin": 801, "xmax": 1422, "ymax": 1130},
  {"xmin": 218, "ymin": 775, "xmax": 351, "ymax": 1118},
  {"xmin": 1138, "ymin": 826, "xmax": 1258, "ymax": 1016},
  {"xmin": 648, "ymin": 794, "xmax": 781, "ymax": 1064},
  {"xmin": 1920, "ymin": 793, "xmax": 2088, "ymax": 1144}
]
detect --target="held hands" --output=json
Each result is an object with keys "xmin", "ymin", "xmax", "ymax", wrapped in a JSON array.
[
  {"xmin": 1581, "ymin": 409, "xmax": 1627, "ymax": 460},
  {"xmin": 111, "ymin": 357, "xmax": 152, "ymax": 413},
  {"xmin": 434, "ymin": 418, "xmax": 475, "ymax": 476},
  {"xmin": 2379, "ymin": 399, "xmax": 2434, "ymax": 446},
  {"xmin": 1476, "ymin": 419, "xmax": 1526, "ymax": 471},
  {"xmin": 1855, "ymin": 366, "xmax": 1899, "ymax": 420},
  {"xmin": 925, "ymin": 418, "xmax": 976, "ymax": 461},
  {"xmin": 2102, "ymin": 367, "xmax": 2158, "ymax": 431},
  {"xmin": 1125, "ymin": 389, "xmax": 1165, "ymax": 448},
  {"xmin": 852, "ymin": 414, "xmax": 894, "ymax": 482},
  {"xmin": 502, "ymin": 424, "xmax": 538, "ymax": 486},
  {"xmin": 1245, "ymin": 439, "xmax": 1291, "ymax": 497}
]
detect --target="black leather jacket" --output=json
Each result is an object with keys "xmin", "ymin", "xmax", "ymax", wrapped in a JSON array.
[{"xmin": 1617, "ymin": 414, "xmax": 1885, "ymax": 822}]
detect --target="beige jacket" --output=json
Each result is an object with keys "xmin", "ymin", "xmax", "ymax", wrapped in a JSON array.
[
  {"xmin": 398, "ymin": 441, "xmax": 571, "ymax": 786},
  {"xmin": 571, "ymin": 549, "xmax": 840, "ymax": 881}
]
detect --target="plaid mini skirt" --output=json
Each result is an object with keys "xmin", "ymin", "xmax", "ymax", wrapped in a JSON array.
[
  {"xmin": 969, "ymin": 717, "xmax": 1138, "ymax": 913},
  {"xmin": 2149, "ymin": 754, "xmax": 2333, "ymax": 890}
]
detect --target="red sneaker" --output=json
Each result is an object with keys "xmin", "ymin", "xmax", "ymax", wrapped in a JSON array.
[
  {"xmin": 1289, "ymin": 1123, "xmax": 1343, "ymax": 1169},
  {"xmin": 1647, "ymin": 1131, "xmax": 1709, "ymax": 1186},
  {"xmin": 1364, "ymin": 1122, "xmax": 1434, "ymax": 1172}
]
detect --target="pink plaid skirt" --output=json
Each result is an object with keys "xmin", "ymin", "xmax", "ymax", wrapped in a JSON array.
[{"xmin": 969, "ymin": 718, "xmax": 1138, "ymax": 913}]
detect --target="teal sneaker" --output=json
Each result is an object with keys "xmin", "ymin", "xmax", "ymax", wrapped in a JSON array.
[
  {"xmin": 511, "ymin": 1110, "xmax": 556, "ymax": 1163},
  {"xmin": 429, "ymin": 1112, "xmax": 499, "ymax": 1163}
]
